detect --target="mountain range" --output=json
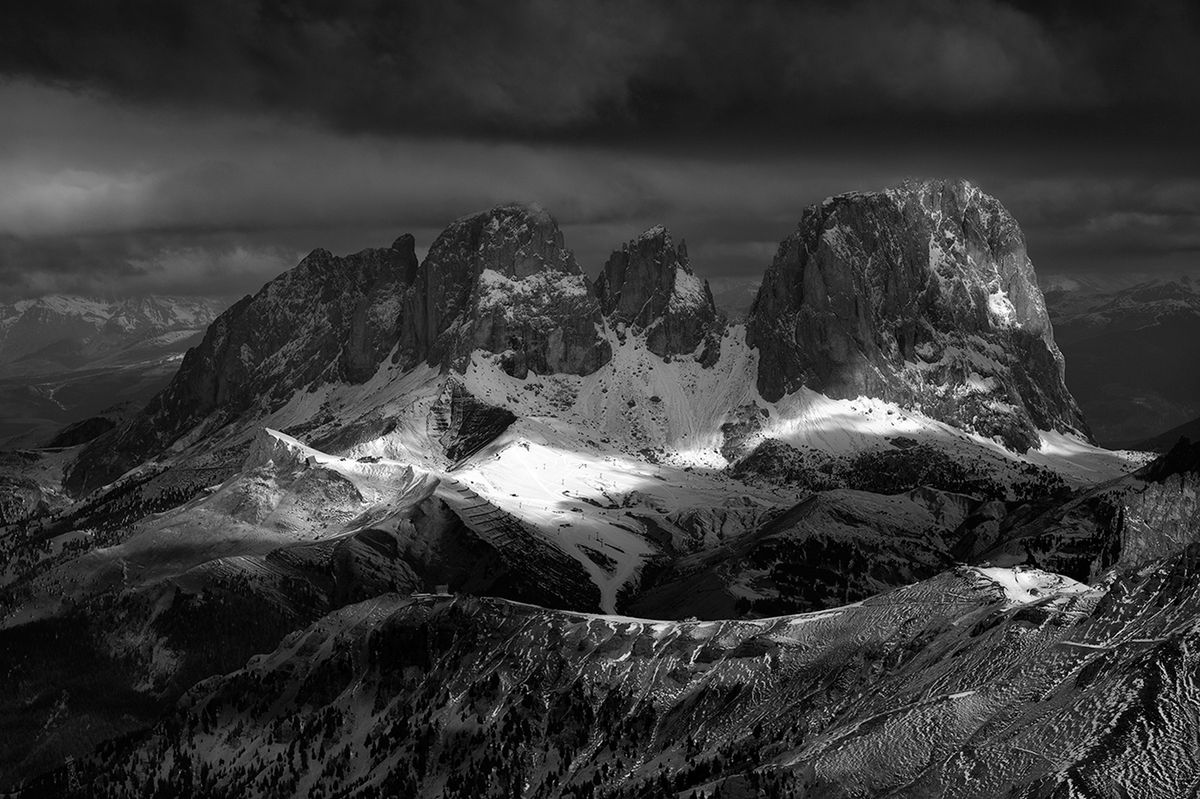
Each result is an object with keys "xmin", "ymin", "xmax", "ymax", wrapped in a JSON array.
[
  {"xmin": 1042, "ymin": 275, "xmax": 1200, "ymax": 448},
  {"xmin": 0, "ymin": 295, "xmax": 226, "ymax": 449},
  {"xmin": 2, "ymin": 179, "xmax": 1198, "ymax": 798}
]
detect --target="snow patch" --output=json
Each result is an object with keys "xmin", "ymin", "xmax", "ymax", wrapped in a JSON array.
[
  {"xmin": 668, "ymin": 268, "xmax": 707, "ymax": 312},
  {"xmin": 1027, "ymin": 430, "xmax": 1151, "ymax": 483},
  {"xmin": 965, "ymin": 372, "xmax": 998, "ymax": 393},
  {"xmin": 973, "ymin": 566, "xmax": 1088, "ymax": 606},
  {"xmin": 477, "ymin": 268, "xmax": 588, "ymax": 313},
  {"xmin": 987, "ymin": 288, "xmax": 1018, "ymax": 328}
]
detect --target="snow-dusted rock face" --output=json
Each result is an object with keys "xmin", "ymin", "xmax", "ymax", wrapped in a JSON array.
[
  {"xmin": 65, "ymin": 237, "xmax": 418, "ymax": 495},
  {"xmin": 163, "ymin": 235, "xmax": 418, "ymax": 410},
  {"xmin": 596, "ymin": 225, "xmax": 723, "ymax": 363},
  {"xmin": 748, "ymin": 178, "xmax": 1086, "ymax": 451},
  {"xmin": 398, "ymin": 204, "xmax": 611, "ymax": 378}
]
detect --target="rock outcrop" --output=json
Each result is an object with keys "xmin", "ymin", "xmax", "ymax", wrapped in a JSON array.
[
  {"xmin": 747, "ymin": 178, "xmax": 1087, "ymax": 451},
  {"xmin": 1137, "ymin": 437, "xmax": 1200, "ymax": 482},
  {"xmin": 397, "ymin": 204, "xmax": 611, "ymax": 378},
  {"xmin": 428, "ymin": 379, "xmax": 518, "ymax": 462},
  {"xmin": 65, "ymin": 238, "xmax": 419, "ymax": 495},
  {"xmin": 596, "ymin": 225, "xmax": 723, "ymax": 362}
]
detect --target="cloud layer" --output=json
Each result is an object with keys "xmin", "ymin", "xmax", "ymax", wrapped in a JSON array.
[
  {"xmin": 0, "ymin": 1, "xmax": 1197, "ymax": 300},
  {"xmin": 4, "ymin": 0, "xmax": 1197, "ymax": 138}
]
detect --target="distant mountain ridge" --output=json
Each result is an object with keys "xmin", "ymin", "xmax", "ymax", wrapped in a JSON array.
[
  {"xmin": 1138, "ymin": 413, "xmax": 1200, "ymax": 452},
  {"xmin": 0, "ymin": 294, "xmax": 226, "ymax": 370},
  {"xmin": 1043, "ymin": 274, "xmax": 1200, "ymax": 446},
  {"xmin": 0, "ymin": 294, "xmax": 229, "ymax": 449},
  {"xmin": 1044, "ymin": 274, "xmax": 1200, "ymax": 343}
]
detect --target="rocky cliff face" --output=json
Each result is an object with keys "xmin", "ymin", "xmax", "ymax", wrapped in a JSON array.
[
  {"xmin": 747, "ymin": 178, "xmax": 1086, "ymax": 451},
  {"xmin": 65, "ymin": 238, "xmax": 418, "ymax": 494},
  {"xmin": 596, "ymin": 225, "xmax": 723, "ymax": 363},
  {"xmin": 160, "ymin": 235, "xmax": 418, "ymax": 416},
  {"xmin": 397, "ymin": 204, "xmax": 610, "ymax": 378}
]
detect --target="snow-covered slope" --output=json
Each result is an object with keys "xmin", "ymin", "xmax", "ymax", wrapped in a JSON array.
[
  {"xmin": 7, "ymin": 427, "xmax": 431, "ymax": 616},
  {"xmin": 7, "ymin": 313, "xmax": 1139, "ymax": 627}
]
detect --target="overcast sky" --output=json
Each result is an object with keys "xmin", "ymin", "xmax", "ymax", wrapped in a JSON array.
[{"xmin": 1, "ymin": 0, "xmax": 1198, "ymax": 301}]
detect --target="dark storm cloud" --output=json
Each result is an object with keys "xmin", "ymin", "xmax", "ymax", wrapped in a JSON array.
[
  {"xmin": 990, "ymin": 179, "xmax": 1200, "ymax": 276},
  {"xmin": 0, "ymin": 230, "xmax": 302, "ymax": 299},
  {"xmin": 3, "ymin": 0, "xmax": 1197, "ymax": 142},
  {"xmin": 1, "ymin": 71, "xmax": 1197, "ymax": 301},
  {"xmin": 0, "ymin": 81, "xmax": 883, "ymax": 297},
  {"xmin": 1, "ymin": 1, "xmax": 1197, "ymax": 301}
]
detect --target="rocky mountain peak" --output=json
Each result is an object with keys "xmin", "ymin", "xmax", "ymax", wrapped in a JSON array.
[
  {"xmin": 890, "ymin": 177, "xmax": 1053, "ymax": 338},
  {"xmin": 65, "ymin": 240, "xmax": 419, "ymax": 495},
  {"xmin": 597, "ymin": 225, "xmax": 723, "ymax": 363},
  {"xmin": 597, "ymin": 225, "xmax": 682, "ymax": 325},
  {"xmin": 398, "ymin": 203, "xmax": 611, "ymax": 378},
  {"xmin": 747, "ymin": 178, "xmax": 1086, "ymax": 451},
  {"xmin": 389, "ymin": 233, "xmax": 419, "ymax": 282},
  {"xmin": 439, "ymin": 203, "xmax": 577, "ymax": 279}
]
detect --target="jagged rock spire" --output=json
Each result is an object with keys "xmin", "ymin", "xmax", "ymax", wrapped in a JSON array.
[
  {"xmin": 397, "ymin": 203, "xmax": 611, "ymax": 378},
  {"xmin": 597, "ymin": 225, "xmax": 723, "ymax": 363}
]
